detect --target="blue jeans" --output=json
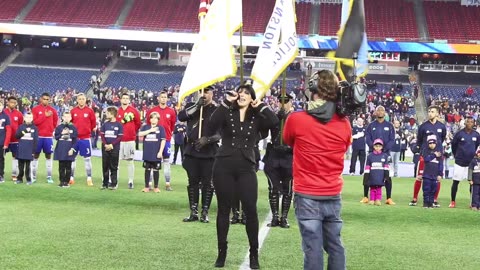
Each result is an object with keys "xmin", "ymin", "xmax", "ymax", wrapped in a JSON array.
[
  {"xmin": 294, "ymin": 195, "xmax": 346, "ymax": 270},
  {"xmin": 390, "ymin": 151, "xmax": 400, "ymax": 176}
]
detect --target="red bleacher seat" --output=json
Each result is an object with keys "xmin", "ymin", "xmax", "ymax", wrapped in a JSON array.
[{"xmin": 0, "ymin": 0, "xmax": 29, "ymax": 21}]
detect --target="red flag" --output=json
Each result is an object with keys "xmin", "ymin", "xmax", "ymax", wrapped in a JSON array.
[{"xmin": 198, "ymin": 0, "xmax": 211, "ymax": 19}]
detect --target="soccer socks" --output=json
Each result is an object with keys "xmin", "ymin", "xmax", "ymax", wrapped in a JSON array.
[
  {"xmin": 163, "ymin": 161, "xmax": 171, "ymax": 183},
  {"xmin": 144, "ymin": 169, "xmax": 150, "ymax": 188},
  {"xmin": 31, "ymin": 159, "xmax": 39, "ymax": 180},
  {"xmin": 12, "ymin": 159, "xmax": 18, "ymax": 177},
  {"xmin": 434, "ymin": 181, "xmax": 441, "ymax": 201},
  {"xmin": 46, "ymin": 158, "xmax": 53, "ymax": 178},
  {"xmin": 413, "ymin": 180, "xmax": 422, "ymax": 201},
  {"xmin": 127, "ymin": 160, "xmax": 134, "ymax": 183},
  {"xmin": 451, "ymin": 180, "xmax": 460, "ymax": 201},
  {"xmin": 385, "ymin": 178, "xmax": 392, "ymax": 199},
  {"xmin": 153, "ymin": 170, "xmax": 160, "ymax": 188},
  {"xmin": 363, "ymin": 185, "xmax": 369, "ymax": 198},
  {"xmin": 84, "ymin": 157, "xmax": 92, "ymax": 178},
  {"xmin": 71, "ymin": 160, "xmax": 76, "ymax": 179}
]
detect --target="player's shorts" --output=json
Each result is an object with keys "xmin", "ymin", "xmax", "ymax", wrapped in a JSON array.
[
  {"xmin": 74, "ymin": 139, "xmax": 92, "ymax": 157},
  {"xmin": 162, "ymin": 141, "xmax": 171, "ymax": 159},
  {"xmin": 452, "ymin": 164, "xmax": 469, "ymax": 181},
  {"xmin": 143, "ymin": 161, "xmax": 162, "ymax": 170},
  {"xmin": 120, "ymin": 141, "xmax": 136, "ymax": 160},
  {"xmin": 6, "ymin": 142, "xmax": 19, "ymax": 157},
  {"xmin": 36, "ymin": 137, "xmax": 54, "ymax": 155}
]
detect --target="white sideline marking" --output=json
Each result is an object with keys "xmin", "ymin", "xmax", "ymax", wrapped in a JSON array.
[{"xmin": 239, "ymin": 211, "xmax": 273, "ymax": 270}]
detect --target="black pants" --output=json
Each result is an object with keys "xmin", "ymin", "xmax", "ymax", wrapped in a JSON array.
[
  {"xmin": 173, "ymin": 144, "xmax": 184, "ymax": 164},
  {"xmin": 400, "ymin": 149, "xmax": 406, "ymax": 161},
  {"xmin": 0, "ymin": 149, "xmax": 4, "ymax": 177},
  {"xmin": 59, "ymin": 161, "xmax": 72, "ymax": 184},
  {"xmin": 264, "ymin": 163, "xmax": 292, "ymax": 195},
  {"xmin": 183, "ymin": 155, "xmax": 213, "ymax": 191},
  {"xmin": 213, "ymin": 154, "xmax": 258, "ymax": 250},
  {"xmin": 18, "ymin": 159, "xmax": 31, "ymax": 182},
  {"xmin": 350, "ymin": 149, "xmax": 366, "ymax": 174},
  {"xmin": 102, "ymin": 148, "xmax": 119, "ymax": 187}
]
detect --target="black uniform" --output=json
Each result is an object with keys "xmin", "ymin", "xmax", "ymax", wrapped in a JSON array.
[
  {"xmin": 209, "ymin": 98, "xmax": 278, "ymax": 267},
  {"xmin": 263, "ymin": 109, "xmax": 293, "ymax": 228},
  {"xmin": 178, "ymin": 100, "xmax": 220, "ymax": 223}
]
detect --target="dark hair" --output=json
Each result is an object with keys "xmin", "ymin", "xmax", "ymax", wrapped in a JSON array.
[
  {"xmin": 106, "ymin": 106, "xmax": 118, "ymax": 117},
  {"xmin": 121, "ymin": 92, "xmax": 130, "ymax": 98},
  {"xmin": 428, "ymin": 105, "xmax": 440, "ymax": 113},
  {"xmin": 41, "ymin": 92, "xmax": 50, "ymax": 98},
  {"xmin": 315, "ymin": 70, "xmax": 338, "ymax": 102},
  {"xmin": 159, "ymin": 91, "xmax": 168, "ymax": 96},
  {"xmin": 466, "ymin": 116, "xmax": 474, "ymax": 122},
  {"xmin": 236, "ymin": 84, "xmax": 256, "ymax": 100},
  {"xmin": 7, "ymin": 96, "xmax": 17, "ymax": 101}
]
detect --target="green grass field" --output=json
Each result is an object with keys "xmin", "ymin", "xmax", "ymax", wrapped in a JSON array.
[{"xmin": 1, "ymin": 156, "xmax": 479, "ymax": 270}]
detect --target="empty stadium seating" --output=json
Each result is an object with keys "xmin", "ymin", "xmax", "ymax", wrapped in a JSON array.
[
  {"xmin": 24, "ymin": 0, "xmax": 124, "ymax": 26},
  {"xmin": 103, "ymin": 71, "xmax": 184, "ymax": 91},
  {"xmin": 13, "ymin": 48, "xmax": 108, "ymax": 68},
  {"xmin": 424, "ymin": 1, "xmax": 480, "ymax": 42},
  {"xmin": 0, "ymin": 47, "xmax": 13, "ymax": 64},
  {"xmin": 425, "ymin": 85, "xmax": 479, "ymax": 102},
  {"xmin": 0, "ymin": 0, "xmax": 28, "ymax": 21},
  {"xmin": 0, "ymin": 66, "xmax": 93, "ymax": 94}
]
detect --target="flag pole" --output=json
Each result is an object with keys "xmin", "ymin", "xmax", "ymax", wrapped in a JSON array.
[
  {"xmin": 197, "ymin": 12, "xmax": 206, "ymax": 139},
  {"xmin": 239, "ymin": 25, "xmax": 244, "ymax": 84},
  {"xmin": 279, "ymin": 69, "xmax": 287, "ymax": 145}
]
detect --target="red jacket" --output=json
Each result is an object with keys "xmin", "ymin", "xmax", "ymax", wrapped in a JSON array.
[
  {"xmin": 117, "ymin": 105, "xmax": 141, "ymax": 142},
  {"xmin": 32, "ymin": 105, "xmax": 59, "ymax": 137},
  {"xmin": 146, "ymin": 106, "xmax": 176, "ymax": 141},
  {"xmin": 283, "ymin": 111, "xmax": 352, "ymax": 197},
  {"xmin": 71, "ymin": 106, "xmax": 96, "ymax": 139},
  {"xmin": 4, "ymin": 108, "xmax": 23, "ymax": 143}
]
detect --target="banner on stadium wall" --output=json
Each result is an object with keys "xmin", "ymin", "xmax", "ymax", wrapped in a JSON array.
[
  {"xmin": 302, "ymin": 59, "xmax": 387, "ymax": 72},
  {"xmin": 461, "ymin": 0, "xmax": 480, "ymax": 6}
]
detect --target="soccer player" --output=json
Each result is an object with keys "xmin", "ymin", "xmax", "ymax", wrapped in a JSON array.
[
  {"xmin": 53, "ymin": 112, "xmax": 78, "ymax": 188},
  {"xmin": 100, "ymin": 107, "xmax": 124, "ymax": 190},
  {"xmin": 70, "ymin": 93, "xmax": 96, "ymax": 186},
  {"xmin": 138, "ymin": 112, "xmax": 166, "ymax": 193},
  {"xmin": 4, "ymin": 96, "xmax": 23, "ymax": 182},
  {"xmin": 364, "ymin": 105, "xmax": 395, "ymax": 205},
  {"xmin": 116, "ymin": 92, "xmax": 141, "ymax": 189},
  {"xmin": 15, "ymin": 113, "xmax": 37, "ymax": 185},
  {"xmin": 409, "ymin": 105, "xmax": 446, "ymax": 207},
  {"xmin": 146, "ymin": 91, "xmax": 176, "ymax": 191},
  {"xmin": 449, "ymin": 116, "xmax": 480, "ymax": 208},
  {"xmin": 31, "ymin": 93, "xmax": 59, "ymax": 184},
  {"xmin": 0, "ymin": 100, "xmax": 12, "ymax": 183}
]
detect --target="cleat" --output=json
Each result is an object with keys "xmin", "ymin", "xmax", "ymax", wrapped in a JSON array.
[
  {"xmin": 368, "ymin": 200, "xmax": 374, "ymax": 205},
  {"xmin": 32, "ymin": 178, "xmax": 36, "ymax": 183},
  {"xmin": 87, "ymin": 178, "xmax": 93, "ymax": 187},
  {"xmin": 360, "ymin": 197, "xmax": 369, "ymax": 204},
  {"xmin": 69, "ymin": 178, "xmax": 75, "ymax": 185},
  {"xmin": 142, "ymin": 188, "xmax": 150, "ymax": 193},
  {"xmin": 100, "ymin": 186, "xmax": 108, "ymax": 190},
  {"xmin": 374, "ymin": 200, "xmax": 381, "ymax": 206},
  {"xmin": 26, "ymin": 181, "xmax": 33, "ymax": 185},
  {"xmin": 62, "ymin": 184, "xmax": 70, "ymax": 188},
  {"xmin": 432, "ymin": 201, "xmax": 440, "ymax": 208},
  {"xmin": 385, "ymin": 198, "xmax": 396, "ymax": 205},
  {"xmin": 350, "ymin": 173, "xmax": 354, "ymax": 176},
  {"xmin": 165, "ymin": 183, "xmax": 173, "ymax": 191},
  {"xmin": 409, "ymin": 200, "xmax": 417, "ymax": 206},
  {"xmin": 472, "ymin": 207, "xmax": 479, "ymax": 211},
  {"xmin": 47, "ymin": 177, "xmax": 54, "ymax": 184},
  {"xmin": 448, "ymin": 201, "xmax": 456, "ymax": 208},
  {"xmin": 15, "ymin": 180, "xmax": 23, "ymax": 184},
  {"xmin": 153, "ymin": 188, "xmax": 160, "ymax": 193},
  {"xmin": 128, "ymin": 182, "xmax": 134, "ymax": 189},
  {"xmin": 0, "ymin": 177, "xmax": 4, "ymax": 184},
  {"xmin": 11, "ymin": 176, "xmax": 17, "ymax": 182}
]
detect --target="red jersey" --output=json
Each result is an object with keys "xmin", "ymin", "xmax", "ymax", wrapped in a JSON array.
[
  {"xmin": 71, "ymin": 106, "xmax": 96, "ymax": 139},
  {"xmin": 117, "ymin": 105, "xmax": 141, "ymax": 142},
  {"xmin": 283, "ymin": 112, "xmax": 352, "ymax": 197},
  {"xmin": 4, "ymin": 108, "xmax": 23, "ymax": 143},
  {"xmin": 146, "ymin": 106, "xmax": 176, "ymax": 141},
  {"xmin": 32, "ymin": 104, "xmax": 59, "ymax": 137}
]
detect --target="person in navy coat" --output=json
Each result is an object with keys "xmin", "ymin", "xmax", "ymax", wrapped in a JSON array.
[
  {"xmin": 15, "ymin": 113, "xmax": 38, "ymax": 185},
  {"xmin": 54, "ymin": 111, "xmax": 78, "ymax": 188}
]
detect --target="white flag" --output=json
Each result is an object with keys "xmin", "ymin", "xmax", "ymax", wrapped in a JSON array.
[
  {"xmin": 251, "ymin": 0, "xmax": 298, "ymax": 99},
  {"xmin": 178, "ymin": 0, "xmax": 242, "ymax": 105}
]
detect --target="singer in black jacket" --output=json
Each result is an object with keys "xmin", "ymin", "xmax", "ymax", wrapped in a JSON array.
[
  {"xmin": 178, "ymin": 86, "xmax": 220, "ymax": 223},
  {"xmin": 209, "ymin": 84, "xmax": 278, "ymax": 269}
]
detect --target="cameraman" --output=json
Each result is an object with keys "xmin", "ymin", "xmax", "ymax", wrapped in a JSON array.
[{"xmin": 283, "ymin": 70, "xmax": 351, "ymax": 270}]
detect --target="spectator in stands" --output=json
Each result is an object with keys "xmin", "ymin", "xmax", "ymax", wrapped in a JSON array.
[
  {"xmin": 31, "ymin": 93, "xmax": 59, "ymax": 184},
  {"xmin": 465, "ymin": 85, "xmax": 474, "ymax": 98},
  {"xmin": 70, "ymin": 93, "xmax": 97, "ymax": 186}
]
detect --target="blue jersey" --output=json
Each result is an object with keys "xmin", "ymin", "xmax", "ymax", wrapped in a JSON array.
[
  {"xmin": 351, "ymin": 126, "xmax": 366, "ymax": 150},
  {"xmin": 468, "ymin": 157, "xmax": 480, "ymax": 184},
  {"xmin": 366, "ymin": 120, "xmax": 395, "ymax": 153},
  {"xmin": 141, "ymin": 124, "xmax": 166, "ymax": 162},
  {"xmin": 451, "ymin": 129, "xmax": 480, "ymax": 166},
  {"xmin": 364, "ymin": 152, "xmax": 389, "ymax": 186},
  {"xmin": 100, "ymin": 121, "xmax": 124, "ymax": 149},
  {"xmin": 0, "ymin": 111, "xmax": 11, "ymax": 146},
  {"xmin": 422, "ymin": 149, "xmax": 444, "ymax": 179},
  {"xmin": 54, "ymin": 123, "xmax": 78, "ymax": 161},
  {"xmin": 15, "ymin": 124, "xmax": 38, "ymax": 160},
  {"xmin": 417, "ymin": 120, "xmax": 446, "ymax": 153}
]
